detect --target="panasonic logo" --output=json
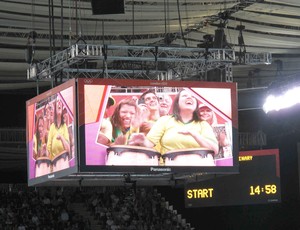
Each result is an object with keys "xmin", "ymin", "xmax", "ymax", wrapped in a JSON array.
[
  {"xmin": 150, "ymin": 167, "xmax": 171, "ymax": 172},
  {"xmin": 48, "ymin": 174, "xmax": 55, "ymax": 179}
]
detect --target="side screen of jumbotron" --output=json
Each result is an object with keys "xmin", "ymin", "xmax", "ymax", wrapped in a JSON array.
[
  {"xmin": 185, "ymin": 149, "xmax": 281, "ymax": 207},
  {"xmin": 78, "ymin": 78, "xmax": 239, "ymax": 174},
  {"xmin": 26, "ymin": 79, "xmax": 78, "ymax": 186}
]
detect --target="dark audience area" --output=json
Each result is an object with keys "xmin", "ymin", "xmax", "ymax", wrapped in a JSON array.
[
  {"xmin": 1, "ymin": 182, "xmax": 300, "ymax": 230},
  {"xmin": 0, "ymin": 184, "xmax": 194, "ymax": 230}
]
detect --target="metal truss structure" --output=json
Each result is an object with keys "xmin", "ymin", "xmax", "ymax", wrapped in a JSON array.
[{"xmin": 27, "ymin": 44, "xmax": 271, "ymax": 83}]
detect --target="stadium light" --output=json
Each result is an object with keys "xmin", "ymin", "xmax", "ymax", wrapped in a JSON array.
[{"xmin": 263, "ymin": 80, "xmax": 300, "ymax": 113}]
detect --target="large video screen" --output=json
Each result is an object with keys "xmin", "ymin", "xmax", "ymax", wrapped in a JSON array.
[
  {"xmin": 26, "ymin": 79, "xmax": 77, "ymax": 186},
  {"xmin": 185, "ymin": 149, "xmax": 281, "ymax": 207},
  {"xmin": 78, "ymin": 78, "xmax": 238, "ymax": 174}
]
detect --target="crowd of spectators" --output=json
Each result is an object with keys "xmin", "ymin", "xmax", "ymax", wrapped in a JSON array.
[
  {"xmin": 0, "ymin": 184, "xmax": 193, "ymax": 230},
  {"xmin": 84, "ymin": 186, "xmax": 192, "ymax": 230},
  {"xmin": 0, "ymin": 184, "xmax": 90, "ymax": 230}
]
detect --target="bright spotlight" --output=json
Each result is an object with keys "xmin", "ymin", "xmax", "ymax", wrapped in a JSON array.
[{"xmin": 263, "ymin": 85, "xmax": 300, "ymax": 113}]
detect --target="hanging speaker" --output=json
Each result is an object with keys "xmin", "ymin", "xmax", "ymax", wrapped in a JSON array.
[
  {"xmin": 213, "ymin": 28, "xmax": 226, "ymax": 48},
  {"xmin": 91, "ymin": 0, "xmax": 125, "ymax": 15},
  {"xmin": 206, "ymin": 68, "xmax": 225, "ymax": 82}
]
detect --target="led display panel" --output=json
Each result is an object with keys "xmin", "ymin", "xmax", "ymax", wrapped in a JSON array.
[
  {"xmin": 26, "ymin": 79, "xmax": 78, "ymax": 186},
  {"xmin": 185, "ymin": 149, "xmax": 281, "ymax": 207},
  {"xmin": 78, "ymin": 78, "xmax": 238, "ymax": 175}
]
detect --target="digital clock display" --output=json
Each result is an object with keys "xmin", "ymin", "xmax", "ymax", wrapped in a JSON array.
[
  {"xmin": 185, "ymin": 149, "xmax": 281, "ymax": 207},
  {"xmin": 249, "ymin": 184, "xmax": 277, "ymax": 195}
]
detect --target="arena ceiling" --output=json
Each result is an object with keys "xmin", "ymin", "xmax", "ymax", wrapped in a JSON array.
[{"xmin": 0, "ymin": 0, "xmax": 300, "ymax": 92}]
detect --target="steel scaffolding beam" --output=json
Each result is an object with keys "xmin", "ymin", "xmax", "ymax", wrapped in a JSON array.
[
  {"xmin": 27, "ymin": 44, "xmax": 271, "ymax": 82},
  {"xmin": 245, "ymin": 52, "xmax": 272, "ymax": 65}
]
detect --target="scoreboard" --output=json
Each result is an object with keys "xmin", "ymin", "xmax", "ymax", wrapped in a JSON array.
[{"xmin": 185, "ymin": 149, "xmax": 281, "ymax": 207}]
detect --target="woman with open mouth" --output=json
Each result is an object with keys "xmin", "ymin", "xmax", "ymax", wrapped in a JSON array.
[{"xmin": 128, "ymin": 88, "xmax": 218, "ymax": 166}]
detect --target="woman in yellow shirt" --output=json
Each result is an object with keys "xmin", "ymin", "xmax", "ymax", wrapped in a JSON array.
[
  {"xmin": 46, "ymin": 97, "xmax": 70, "ymax": 171},
  {"xmin": 128, "ymin": 89, "xmax": 218, "ymax": 165}
]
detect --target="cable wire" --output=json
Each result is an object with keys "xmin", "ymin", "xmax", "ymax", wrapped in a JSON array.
[{"xmin": 176, "ymin": 0, "xmax": 187, "ymax": 47}]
